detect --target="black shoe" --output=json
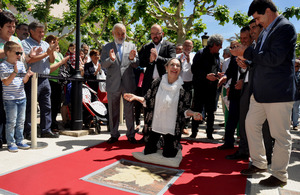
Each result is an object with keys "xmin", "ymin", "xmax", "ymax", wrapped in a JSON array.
[
  {"xmin": 128, "ymin": 137, "xmax": 137, "ymax": 144},
  {"xmin": 83, "ymin": 124, "xmax": 90, "ymax": 130},
  {"xmin": 41, "ymin": 131, "xmax": 59, "ymax": 138},
  {"xmin": 218, "ymin": 123, "xmax": 225, "ymax": 127},
  {"xmin": 240, "ymin": 165, "xmax": 267, "ymax": 176},
  {"xmin": 217, "ymin": 144, "xmax": 234, "ymax": 150},
  {"xmin": 64, "ymin": 123, "xmax": 71, "ymax": 129},
  {"xmin": 189, "ymin": 133, "xmax": 197, "ymax": 139},
  {"xmin": 207, "ymin": 134, "xmax": 214, "ymax": 140},
  {"xmin": 226, "ymin": 152, "xmax": 249, "ymax": 160},
  {"xmin": 138, "ymin": 137, "xmax": 145, "ymax": 144},
  {"xmin": 106, "ymin": 137, "xmax": 118, "ymax": 144},
  {"xmin": 259, "ymin": 176, "xmax": 287, "ymax": 187},
  {"xmin": 0, "ymin": 140, "xmax": 2, "ymax": 149}
]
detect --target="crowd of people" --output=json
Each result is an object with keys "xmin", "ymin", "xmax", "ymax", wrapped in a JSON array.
[{"xmin": 0, "ymin": 0, "xmax": 299, "ymax": 188}]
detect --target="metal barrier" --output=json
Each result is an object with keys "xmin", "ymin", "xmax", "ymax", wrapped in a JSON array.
[{"xmin": 0, "ymin": 72, "xmax": 131, "ymax": 148}]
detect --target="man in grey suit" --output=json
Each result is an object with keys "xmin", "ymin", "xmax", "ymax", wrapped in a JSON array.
[
  {"xmin": 231, "ymin": 0, "xmax": 297, "ymax": 187},
  {"xmin": 101, "ymin": 23, "xmax": 139, "ymax": 144}
]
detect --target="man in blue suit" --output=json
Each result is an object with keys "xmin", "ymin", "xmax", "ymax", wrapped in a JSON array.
[{"xmin": 231, "ymin": 0, "xmax": 297, "ymax": 187}]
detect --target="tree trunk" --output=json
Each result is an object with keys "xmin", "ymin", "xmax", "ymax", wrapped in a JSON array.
[{"xmin": 176, "ymin": 30, "xmax": 186, "ymax": 44}]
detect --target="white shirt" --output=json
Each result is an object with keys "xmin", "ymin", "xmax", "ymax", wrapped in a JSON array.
[
  {"xmin": 222, "ymin": 57, "xmax": 230, "ymax": 73},
  {"xmin": 177, "ymin": 52, "xmax": 195, "ymax": 82},
  {"xmin": 152, "ymin": 39, "xmax": 163, "ymax": 80},
  {"xmin": 92, "ymin": 61, "xmax": 99, "ymax": 74},
  {"xmin": 151, "ymin": 75, "xmax": 183, "ymax": 135}
]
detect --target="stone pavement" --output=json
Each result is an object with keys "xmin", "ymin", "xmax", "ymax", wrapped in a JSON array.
[{"xmin": 0, "ymin": 103, "xmax": 300, "ymax": 195}]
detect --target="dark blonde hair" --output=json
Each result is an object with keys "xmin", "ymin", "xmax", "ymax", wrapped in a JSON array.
[{"xmin": 3, "ymin": 41, "xmax": 21, "ymax": 55}]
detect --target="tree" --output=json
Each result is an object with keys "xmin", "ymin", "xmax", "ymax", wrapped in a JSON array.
[
  {"xmin": 0, "ymin": 0, "xmax": 31, "ymax": 24},
  {"xmin": 4, "ymin": 0, "xmax": 299, "ymax": 51},
  {"xmin": 132, "ymin": 0, "xmax": 230, "ymax": 44},
  {"xmin": 232, "ymin": 6, "xmax": 300, "ymax": 28}
]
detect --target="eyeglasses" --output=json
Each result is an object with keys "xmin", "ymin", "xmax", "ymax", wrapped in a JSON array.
[
  {"xmin": 169, "ymin": 63, "xmax": 181, "ymax": 68},
  {"xmin": 15, "ymin": 52, "xmax": 23, "ymax": 56},
  {"xmin": 150, "ymin": 32, "xmax": 163, "ymax": 36}
]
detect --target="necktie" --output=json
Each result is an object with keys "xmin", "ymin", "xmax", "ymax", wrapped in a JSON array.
[{"xmin": 117, "ymin": 44, "xmax": 123, "ymax": 61}]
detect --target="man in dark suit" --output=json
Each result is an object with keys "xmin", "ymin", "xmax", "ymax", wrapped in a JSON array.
[
  {"xmin": 190, "ymin": 34, "xmax": 223, "ymax": 140},
  {"xmin": 139, "ymin": 24, "xmax": 176, "ymax": 96},
  {"xmin": 231, "ymin": 0, "xmax": 297, "ymax": 187},
  {"xmin": 217, "ymin": 27, "xmax": 252, "ymax": 150},
  {"xmin": 226, "ymin": 20, "xmax": 274, "ymax": 163},
  {"xmin": 138, "ymin": 24, "xmax": 176, "ymax": 142},
  {"xmin": 101, "ymin": 23, "xmax": 139, "ymax": 144}
]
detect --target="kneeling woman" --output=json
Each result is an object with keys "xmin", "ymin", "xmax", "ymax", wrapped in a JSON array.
[{"xmin": 124, "ymin": 58, "xmax": 201, "ymax": 158}]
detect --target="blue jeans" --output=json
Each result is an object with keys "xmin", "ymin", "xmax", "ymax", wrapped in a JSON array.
[
  {"xmin": 3, "ymin": 98, "xmax": 26, "ymax": 146},
  {"xmin": 292, "ymin": 100, "xmax": 300, "ymax": 127}
]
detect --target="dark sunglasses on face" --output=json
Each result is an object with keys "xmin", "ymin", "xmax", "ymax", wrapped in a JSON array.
[{"xmin": 15, "ymin": 52, "xmax": 23, "ymax": 55}]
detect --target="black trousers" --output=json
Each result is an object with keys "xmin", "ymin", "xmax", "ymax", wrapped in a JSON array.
[
  {"xmin": 224, "ymin": 98, "xmax": 240, "ymax": 146},
  {"xmin": 183, "ymin": 81, "xmax": 193, "ymax": 128},
  {"xmin": 49, "ymin": 80, "xmax": 61, "ymax": 129},
  {"xmin": 144, "ymin": 131, "xmax": 178, "ymax": 158},
  {"xmin": 192, "ymin": 84, "xmax": 217, "ymax": 135},
  {"xmin": 238, "ymin": 83, "xmax": 250, "ymax": 154},
  {"xmin": 134, "ymin": 87, "xmax": 143, "ymax": 126}
]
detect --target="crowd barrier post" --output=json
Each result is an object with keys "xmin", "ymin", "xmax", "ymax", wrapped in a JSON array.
[
  {"xmin": 30, "ymin": 73, "xmax": 48, "ymax": 149},
  {"xmin": 120, "ymin": 97, "xmax": 124, "ymax": 125}
]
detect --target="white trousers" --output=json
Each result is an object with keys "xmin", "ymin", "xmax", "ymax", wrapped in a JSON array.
[{"xmin": 245, "ymin": 95, "xmax": 293, "ymax": 182}]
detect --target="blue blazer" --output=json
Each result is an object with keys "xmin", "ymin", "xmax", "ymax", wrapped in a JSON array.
[{"xmin": 244, "ymin": 15, "xmax": 297, "ymax": 103}]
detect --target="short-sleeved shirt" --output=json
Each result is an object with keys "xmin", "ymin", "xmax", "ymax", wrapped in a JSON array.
[
  {"xmin": 22, "ymin": 37, "xmax": 50, "ymax": 74},
  {"xmin": 0, "ymin": 60, "xmax": 26, "ymax": 100},
  {"xmin": 49, "ymin": 51, "xmax": 64, "ymax": 82},
  {"xmin": 0, "ymin": 36, "xmax": 23, "ymax": 63}
]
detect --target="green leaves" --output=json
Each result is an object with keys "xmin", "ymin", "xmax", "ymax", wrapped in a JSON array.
[
  {"xmin": 283, "ymin": 6, "xmax": 300, "ymax": 20},
  {"xmin": 6, "ymin": 0, "xmax": 299, "ymax": 52},
  {"xmin": 296, "ymin": 33, "xmax": 300, "ymax": 58},
  {"xmin": 232, "ymin": 11, "xmax": 251, "ymax": 28},
  {"xmin": 213, "ymin": 5, "xmax": 230, "ymax": 26}
]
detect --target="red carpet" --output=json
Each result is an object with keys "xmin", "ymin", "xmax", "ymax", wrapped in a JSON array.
[{"xmin": 0, "ymin": 135, "xmax": 248, "ymax": 195}]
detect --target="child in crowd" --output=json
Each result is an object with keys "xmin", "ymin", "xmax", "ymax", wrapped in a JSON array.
[
  {"xmin": 0, "ymin": 41, "xmax": 33, "ymax": 152},
  {"xmin": 65, "ymin": 43, "xmax": 76, "ymax": 69}
]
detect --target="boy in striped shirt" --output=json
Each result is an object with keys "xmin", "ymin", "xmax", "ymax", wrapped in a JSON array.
[{"xmin": 0, "ymin": 41, "xmax": 33, "ymax": 152}]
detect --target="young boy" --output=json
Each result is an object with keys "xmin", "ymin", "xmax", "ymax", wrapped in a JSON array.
[{"xmin": 0, "ymin": 41, "xmax": 33, "ymax": 152}]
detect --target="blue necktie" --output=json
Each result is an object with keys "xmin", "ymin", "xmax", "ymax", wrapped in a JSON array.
[{"xmin": 117, "ymin": 44, "xmax": 123, "ymax": 61}]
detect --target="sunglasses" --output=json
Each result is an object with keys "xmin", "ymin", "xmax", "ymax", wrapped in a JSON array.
[{"xmin": 15, "ymin": 52, "xmax": 23, "ymax": 55}]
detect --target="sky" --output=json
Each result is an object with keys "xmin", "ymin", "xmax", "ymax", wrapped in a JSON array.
[{"xmin": 184, "ymin": 0, "xmax": 300, "ymax": 54}]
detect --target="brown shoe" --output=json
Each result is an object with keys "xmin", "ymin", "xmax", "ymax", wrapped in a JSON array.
[
  {"xmin": 240, "ymin": 165, "xmax": 267, "ymax": 176},
  {"xmin": 259, "ymin": 176, "xmax": 287, "ymax": 187}
]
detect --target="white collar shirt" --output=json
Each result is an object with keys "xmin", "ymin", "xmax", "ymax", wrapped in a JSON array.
[
  {"xmin": 176, "ymin": 52, "xmax": 194, "ymax": 82},
  {"xmin": 152, "ymin": 39, "xmax": 164, "ymax": 80}
]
